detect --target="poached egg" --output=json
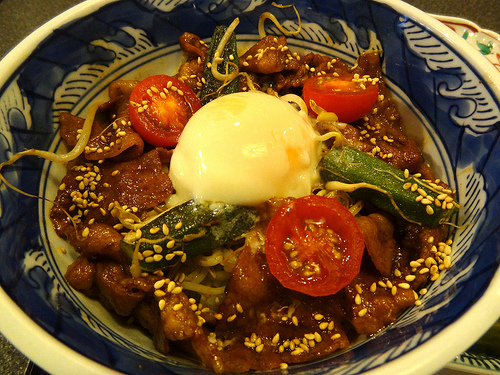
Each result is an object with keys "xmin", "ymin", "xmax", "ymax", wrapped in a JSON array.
[{"xmin": 169, "ymin": 91, "xmax": 321, "ymax": 206}]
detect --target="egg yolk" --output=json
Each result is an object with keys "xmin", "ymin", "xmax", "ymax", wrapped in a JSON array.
[{"xmin": 169, "ymin": 91, "xmax": 321, "ymax": 206}]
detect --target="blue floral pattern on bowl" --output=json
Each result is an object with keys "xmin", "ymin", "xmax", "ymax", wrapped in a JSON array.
[{"xmin": 0, "ymin": 0, "xmax": 499, "ymax": 374}]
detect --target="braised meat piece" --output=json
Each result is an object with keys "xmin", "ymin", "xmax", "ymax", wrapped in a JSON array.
[
  {"xmin": 175, "ymin": 32, "xmax": 208, "ymax": 92},
  {"xmin": 344, "ymin": 269, "xmax": 416, "ymax": 335},
  {"xmin": 51, "ymin": 149, "xmax": 173, "ymax": 235},
  {"xmin": 61, "ymin": 223, "xmax": 129, "ymax": 264},
  {"xmin": 240, "ymin": 35, "xmax": 302, "ymax": 74},
  {"xmin": 94, "ymin": 262, "xmax": 147, "ymax": 316},
  {"xmin": 191, "ymin": 222, "xmax": 350, "ymax": 373},
  {"xmin": 357, "ymin": 213, "xmax": 398, "ymax": 277},
  {"xmin": 65, "ymin": 255, "xmax": 96, "ymax": 293},
  {"xmin": 59, "ymin": 97, "xmax": 144, "ymax": 162}
]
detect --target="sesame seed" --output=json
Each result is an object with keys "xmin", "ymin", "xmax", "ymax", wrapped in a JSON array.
[
  {"xmin": 304, "ymin": 333, "xmax": 316, "ymax": 341},
  {"xmin": 171, "ymin": 286, "xmax": 183, "ymax": 294},
  {"xmin": 173, "ymin": 303, "xmax": 183, "ymax": 311},
  {"xmin": 299, "ymin": 343, "xmax": 310, "ymax": 352},
  {"xmin": 358, "ymin": 308, "xmax": 368, "ymax": 317},
  {"xmin": 425, "ymin": 257, "xmax": 436, "ymax": 267},
  {"xmin": 158, "ymin": 299, "xmax": 166, "ymax": 310},
  {"xmin": 154, "ymin": 279, "xmax": 166, "ymax": 289},
  {"xmin": 319, "ymin": 322, "xmax": 329, "ymax": 330},
  {"xmin": 291, "ymin": 348, "xmax": 304, "ymax": 356},
  {"xmin": 227, "ymin": 314, "xmax": 237, "ymax": 322},
  {"xmin": 405, "ymin": 274, "xmax": 416, "ymax": 282},
  {"xmin": 426, "ymin": 205, "xmax": 435, "ymax": 215},
  {"xmin": 314, "ymin": 313, "xmax": 324, "ymax": 321},
  {"xmin": 417, "ymin": 188, "xmax": 427, "ymax": 197},
  {"xmin": 82, "ymin": 227, "xmax": 90, "ymax": 237},
  {"xmin": 410, "ymin": 260, "xmax": 421, "ymax": 268},
  {"xmin": 272, "ymin": 333, "xmax": 280, "ymax": 344},
  {"xmin": 167, "ymin": 280, "xmax": 176, "ymax": 292},
  {"xmin": 154, "ymin": 290, "xmax": 166, "ymax": 297}
]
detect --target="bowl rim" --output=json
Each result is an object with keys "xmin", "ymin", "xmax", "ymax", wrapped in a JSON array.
[{"xmin": 0, "ymin": 0, "xmax": 499, "ymax": 374}]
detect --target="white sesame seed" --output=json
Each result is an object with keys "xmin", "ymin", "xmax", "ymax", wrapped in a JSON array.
[
  {"xmin": 236, "ymin": 303, "xmax": 243, "ymax": 313},
  {"xmin": 272, "ymin": 333, "xmax": 280, "ymax": 345},
  {"xmin": 410, "ymin": 260, "xmax": 421, "ymax": 268},
  {"xmin": 154, "ymin": 290, "xmax": 166, "ymax": 297},
  {"xmin": 314, "ymin": 314, "xmax": 324, "ymax": 321},
  {"xmin": 158, "ymin": 299, "xmax": 166, "ymax": 310},
  {"xmin": 171, "ymin": 286, "xmax": 183, "ymax": 294},
  {"xmin": 173, "ymin": 303, "xmax": 183, "ymax": 311},
  {"xmin": 291, "ymin": 348, "xmax": 304, "ymax": 356},
  {"xmin": 154, "ymin": 279, "xmax": 166, "ymax": 289},
  {"xmin": 82, "ymin": 227, "xmax": 90, "ymax": 237}
]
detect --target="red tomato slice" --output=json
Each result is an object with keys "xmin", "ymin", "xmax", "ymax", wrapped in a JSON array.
[
  {"xmin": 265, "ymin": 195, "xmax": 365, "ymax": 297},
  {"xmin": 303, "ymin": 73, "xmax": 379, "ymax": 123},
  {"xmin": 128, "ymin": 75, "xmax": 202, "ymax": 147}
]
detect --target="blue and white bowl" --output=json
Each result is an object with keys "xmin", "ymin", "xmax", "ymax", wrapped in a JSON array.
[{"xmin": 0, "ymin": 0, "xmax": 499, "ymax": 374}]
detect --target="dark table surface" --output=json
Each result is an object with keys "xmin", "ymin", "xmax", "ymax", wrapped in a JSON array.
[{"xmin": 1, "ymin": 0, "xmax": 499, "ymax": 374}]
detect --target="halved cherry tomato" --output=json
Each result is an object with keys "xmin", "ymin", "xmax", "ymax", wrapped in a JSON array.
[
  {"xmin": 265, "ymin": 195, "xmax": 365, "ymax": 297},
  {"xmin": 302, "ymin": 73, "xmax": 379, "ymax": 123},
  {"xmin": 128, "ymin": 75, "xmax": 202, "ymax": 147}
]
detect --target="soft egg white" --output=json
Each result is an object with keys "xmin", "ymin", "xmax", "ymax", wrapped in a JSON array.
[{"xmin": 168, "ymin": 91, "xmax": 321, "ymax": 206}]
